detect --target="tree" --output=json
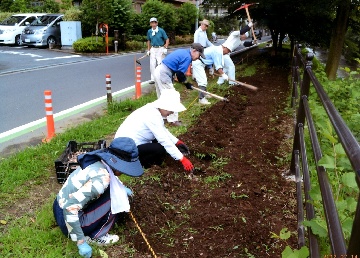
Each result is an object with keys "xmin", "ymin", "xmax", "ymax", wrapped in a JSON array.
[
  {"xmin": 175, "ymin": 2, "xmax": 198, "ymax": 35},
  {"xmin": 31, "ymin": 0, "xmax": 60, "ymax": 13},
  {"xmin": 0, "ymin": 0, "xmax": 13, "ymax": 12},
  {"xmin": 140, "ymin": 0, "xmax": 177, "ymax": 43},
  {"xmin": 80, "ymin": 0, "xmax": 113, "ymax": 37},
  {"xmin": 110, "ymin": 0, "xmax": 134, "ymax": 35},
  {"xmin": 325, "ymin": 0, "xmax": 351, "ymax": 80}
]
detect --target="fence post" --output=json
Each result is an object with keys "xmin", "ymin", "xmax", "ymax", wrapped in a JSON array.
[
  {"xmin": 106, "ymin": 74, "xmax": 112, "ymax": 103},
  {"xmin": 43, "ymin": 90, "xmax": 55, "ymax": 142},
  {"xmin": 290, "ymin": 51, "xmax": 314, "ymax": 174},
  {"xmin": 135, "ymin": 66, "xmax": 141, "ymax": 99}
]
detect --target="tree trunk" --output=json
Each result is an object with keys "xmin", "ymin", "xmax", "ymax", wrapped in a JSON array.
[{"xmin": 325, "ymin": 0, "xmax": 351, "ymax": 80}]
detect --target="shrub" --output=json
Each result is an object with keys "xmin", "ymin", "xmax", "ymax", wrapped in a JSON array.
[
  {"xmin": 126, "ymin": 40, "xmax": 145, "ymax": 51},
  {"xmin": 0, "ymin": 12, "xmax": 13, "ymax": 22},
  {"xmin": 73, "ymin": 36, "xmax": 108, "ymax": 53},
  {"xmin": 175, "ymin": 35, "xmax": 193, "ymax": 45}
]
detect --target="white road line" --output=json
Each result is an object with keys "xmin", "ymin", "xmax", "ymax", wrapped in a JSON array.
[{"xmin": 35, "ymin": 55, "xmax": 82, "ymax": 61}]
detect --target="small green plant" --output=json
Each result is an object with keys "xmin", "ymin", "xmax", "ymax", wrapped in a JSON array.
[{"xmin": 271, "ymin": 228, "xmax": 309, "ymax": 258}]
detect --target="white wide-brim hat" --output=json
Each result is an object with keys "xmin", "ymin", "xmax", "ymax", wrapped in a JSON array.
[{"xmin": 153, "ymin": 89, "xmax": 186, "ymax": 112}]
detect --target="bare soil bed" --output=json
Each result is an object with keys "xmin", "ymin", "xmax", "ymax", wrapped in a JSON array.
[{"xmin": 105, "ymin": 48, "xmax": 298, "ymax": 257}]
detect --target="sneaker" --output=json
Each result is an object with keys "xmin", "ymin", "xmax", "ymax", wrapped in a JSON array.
[
  {"xmin": 199, "ymin": 98, "xmax": 211, "ymax": 105},
  {"xmin": 149, "ymin": 81, "xmax": 155, "ymax": 84},
  {"xmin": 86, "ymin": 233, "xmax": 119, "ymax": 246}
]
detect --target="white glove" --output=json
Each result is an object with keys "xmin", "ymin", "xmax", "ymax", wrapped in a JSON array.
[
  {"xmin": 163, "ymin": 48, "xmax": 167, "ymax": 55},
  {"xmin": 222, "ymin": 73, "xmax": 229, "ymax": 81},
  {"xmin": 146, "ymin": 50, "xmax": 150, "ymax": 56},
  {"xmin": 209, "ymin": 67, "xmax": 214, "ymax": 75},
  {"xmin": 248, "ymin": 21, "xmax": 253, "ymax": 28}
]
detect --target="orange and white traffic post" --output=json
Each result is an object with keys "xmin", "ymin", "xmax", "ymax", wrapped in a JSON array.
[
  {"xmin": 106, "ymin": 74, "xmax": 112, "ymax": 103},
  {"xmin": 43, "ymin": 90, "xmax": 55, "ymax": 142},
  {"xmin": 135, "ymin": 66, "xmax": 142, "ymax": 99}
]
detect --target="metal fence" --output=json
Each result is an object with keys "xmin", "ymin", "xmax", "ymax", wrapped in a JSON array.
[{"xmin": 290, "ymin": 44, "xmax": 360, "ymax": 257}]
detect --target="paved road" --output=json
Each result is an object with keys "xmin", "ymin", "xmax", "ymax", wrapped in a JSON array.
[{"xmin": 0, "ymin": 36, "xmax": 269, "ymax": 157}]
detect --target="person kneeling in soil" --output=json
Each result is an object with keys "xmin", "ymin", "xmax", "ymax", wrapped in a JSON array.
[
  {"xmin": 53, "ymin": 137, "xmax": 144, "ymax": 258},
  {"xmin": 153, "ymin": 43, "xmax": 205, "ymax": 126},
  {"xmin": 114, "ymin": 89, "xmax": 194, "ymax": 173}
]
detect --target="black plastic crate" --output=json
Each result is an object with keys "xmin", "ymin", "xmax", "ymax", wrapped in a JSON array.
[{"xmin": 54, "ymin": 140, "xmax": 106, "ymax": 184}]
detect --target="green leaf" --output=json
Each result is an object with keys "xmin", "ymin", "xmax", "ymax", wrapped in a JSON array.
[
  {"xmin": 334, "ymin": 143, "xmax": 345, "ymax": 156},
  {"xmin": 303, "ymin": 219, "xmax": 327, "ymax": 237},
  {"xmin": 347, "ymin": 197, "xmax": 357, "ymax": 213},
  {"xmin": 282, "ymin": 246, "xmax": 294, "ymax": 258},
  {"xmin": 318, "ymin": 155, "xmax": 336, "ymax": 169},
  {"xmin": 279, "ymin": 228, "xmax": 291, "ymax": 240},
  {"xmin": 297, "ymin": 246, "xmax": 310, "ymax": 258},
  {"xmin": 341, "ymin": 172, "xmax": 358, "ymax": 189},
  {"xmin": 322, "ymin": 132, "xmax": 337, "ymax": 144}
]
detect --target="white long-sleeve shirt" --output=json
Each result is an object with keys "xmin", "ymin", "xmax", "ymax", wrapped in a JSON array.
[
  {"xmin": 194, "ymin": 27, "xmax": 213, "ymax": 48},
  {"xmin": 114, "ymin": 103, "xmax": 183, "ymax": 160}
]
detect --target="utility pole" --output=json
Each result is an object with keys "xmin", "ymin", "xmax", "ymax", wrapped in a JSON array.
[{"xmin": 195, "ymin": 0, "xmax": 199, "ymax": 30}]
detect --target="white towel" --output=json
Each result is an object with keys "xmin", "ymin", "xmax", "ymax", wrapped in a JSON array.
[
  {"xmin": 101, "ymin": 161, "xmax": 130, "ymax": 214},
  {"xmin": 152, "ymin": 26, "xmax": 159, "ymax": 36}
]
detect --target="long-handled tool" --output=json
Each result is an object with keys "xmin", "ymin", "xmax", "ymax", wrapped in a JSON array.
[
  {"xmin": 192, "ymin": 86, "xmax": 229, "ymax": 102},
  {"xmin": 214, "ymin": 73, "xmax": 258, "ymax": 91},
  {"xmin": 136, "ymin": 54, "xmax": 148, "ymax": 65},
  {"xmin": 234, "ymin": 3, "xmax": 258, "ymax": 43}
]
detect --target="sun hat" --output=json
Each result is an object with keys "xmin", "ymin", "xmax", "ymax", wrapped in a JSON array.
[
  {"xmin": 78, "ymin": 137, "xmax": 144, "ymax": 177},
  {"xmin": 191, "ymin": 43, "xmax": 206, "ymax": 58},
  {"xmin": 200, "ymin": 19, "xmax": 210, "ymax": 26},
  {"xmin": 153, "ymin": 89, "xmax": 186, "ymax": 112},
  {"xmin": 150, "ymin": 17, "xmax": 158, "ymax": 23}
]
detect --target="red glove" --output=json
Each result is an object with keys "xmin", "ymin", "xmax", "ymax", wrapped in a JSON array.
[
  {"xmin": 176, "ymin": 140, "xmax": 190, "ymax": 155},
  {"xmin": 180, "ymin": 156, "xmax": 194, "ymax": 172}
]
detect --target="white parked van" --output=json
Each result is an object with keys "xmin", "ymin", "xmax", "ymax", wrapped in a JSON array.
[{"xmin": 0, "ymin": 13, "xmax": 46, "ymax": 45}]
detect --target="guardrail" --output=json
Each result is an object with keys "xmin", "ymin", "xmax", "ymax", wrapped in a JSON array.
[{"xmin": 290, "ymin": 44, "xmax": 360, "ymax": 257}]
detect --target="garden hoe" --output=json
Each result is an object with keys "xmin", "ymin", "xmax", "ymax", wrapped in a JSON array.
[
  {"xmin": 214, "ymin": 73, "xmax": 258, "ymax": 91},
  {"xmin": 136, "ymin": 54, "xmax": 148, "ymax": 65},
  {"xmin": 192, "ymin": 86, "xmax": 229, "ymax": 102}
]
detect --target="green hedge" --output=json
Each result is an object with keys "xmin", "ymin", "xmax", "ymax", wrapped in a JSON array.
[{"xmin": 73, "ymin": 36, "xmax": 109, "ymax": 53}]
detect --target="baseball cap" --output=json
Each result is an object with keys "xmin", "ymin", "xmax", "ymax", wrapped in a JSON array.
[
  {"xmin": 191, "ymin": 43, "xmax": 205, "ymax": 58},
  {"xmin": 150, "ymin": 17, "xmax": 158, "ymax": 23}
]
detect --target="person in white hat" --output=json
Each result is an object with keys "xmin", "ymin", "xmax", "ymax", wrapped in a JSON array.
[
  {"xmin": 192, "ymin": 19, "xmax": 214, "ymax": 105},
  {"xmin": 192, "ymin": 22, "xmax": 253, "ymax": 93},
  {"xmin": 114, "ymin": 89, "xmax": 195, "ymax": 173},
  {"xmin": 146, "ymin": 17, "xmax": 169, "ymax": 84},
  {"xmin": 217, "ymin": 22, "xmax": 254, "ymax": 85}
]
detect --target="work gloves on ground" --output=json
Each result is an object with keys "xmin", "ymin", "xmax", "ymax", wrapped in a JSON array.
[
  {"xmin": 176, "ymin": 140, "xmax": 190, "ymax": 155},
  {"xmin": 146, "ymin": 50, "xmax": 150, "ymax": 56},
  {"xmin": 180, "ymin": 156, "xmax": 194, "ymax": 173},
  {"xmin": 184, "ymin": 82, "xmax": 193, "ymax": 90},
  {"xmin": 221, "ymin": 73, "xmax": 229, "ymax": 81},
  {"xmin": 163, "ymin": 48, "xmax": 167, "ymax": 55},
  {"xmin": 78, "ymin": 242, "xmax": 92, "ymax": 258}
]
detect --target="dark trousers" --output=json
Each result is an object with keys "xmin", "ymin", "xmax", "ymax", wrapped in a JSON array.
[
  {"xmin": 138, "ymin": 142, "xmax": 167, "ymax": 168},
  {"xmin": 53, "ymin": 187, "xmax": 117, "ymax": 239}
]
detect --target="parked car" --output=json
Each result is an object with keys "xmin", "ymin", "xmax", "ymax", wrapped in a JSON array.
[
  {"xmin": 21, "ymin": 13, "xmax": 64, "ymax": 47},
  {"xmin": 0, "ymin": 13, "xmax": 46, "ymax": 45},
  {"xmin": 252, "ymin": 29, "xmax": 262, "ymax": 40}
]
